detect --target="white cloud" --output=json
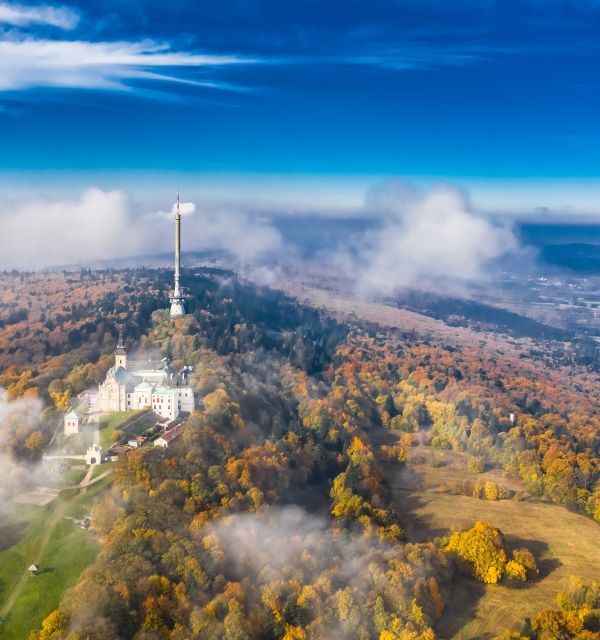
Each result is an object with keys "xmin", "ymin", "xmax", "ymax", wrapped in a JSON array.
[
  {"xmin": 0, "ymin": 189, "xmax": 135, "ymax": 268},
  {"xmin": 173, "ymin": 206, "xmax": 283, "ymax": 264},
  {"xmin": 172, "ymin": 201, "xmax": 196, "ymax": 216},
  {"xmin": 0, "ymin": 181, "xmax": 519, "ymax": 283},
  {"xmin": 203, "ymin": 506, "xmax": 442, "ymax": 638},
  {"xmin": 0, "ymin": 37, "xmax": 254, "ymax": 92},
  {"xmin": 354, "ymin": 179, "xmax": 519, "ymax": 295},
  {"xmin": 0, "ymin": 2, "xmax": 79, "ymax": 29},
  {"xmin": 0, "ymin": 188, "xmax": 283, "ymax": 269}
]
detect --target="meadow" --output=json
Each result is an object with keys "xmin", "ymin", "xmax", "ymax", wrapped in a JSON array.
[
  {"xmin": 98, "ymin": 409, "xmax": 151, "ymax": 449},
  {"xmin": 388, "ymin": 450, "xmax": 600, "ymax": 639},
  {"xmin": 0, "ymin": 477, "xmax": 112, "ymax": 638}
]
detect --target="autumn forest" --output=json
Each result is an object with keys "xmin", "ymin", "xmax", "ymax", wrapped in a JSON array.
[{"xmin": 1, "ymin": 268, "xmax": 599, "ymax": 640}]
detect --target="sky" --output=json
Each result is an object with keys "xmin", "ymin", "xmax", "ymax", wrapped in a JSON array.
[
  {"xmin": 1, "ymin": 0, "xmax": 600, "ymax": 278},
  {"xmin": 0, "ymin": 1, "xmax": 600, "ymax": 211}
]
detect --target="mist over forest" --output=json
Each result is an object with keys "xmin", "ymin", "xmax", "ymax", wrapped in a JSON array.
[{"xmin": 3, "ymin": 0, "xmax": 600, "ymax": 637}]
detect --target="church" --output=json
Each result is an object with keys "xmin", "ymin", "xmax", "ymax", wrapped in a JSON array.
[{"xmin": 98, "ymin": 332, "xmax": 195, "ymax": 420}]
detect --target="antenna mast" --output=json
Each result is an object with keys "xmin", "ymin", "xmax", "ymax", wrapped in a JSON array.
[{"xmin": 169, "ymin": 192, "xmax": 186, "ymax": 318}]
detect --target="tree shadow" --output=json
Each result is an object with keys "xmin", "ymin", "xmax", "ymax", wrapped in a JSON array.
[
  {"xmin": 506, "ymin": 535, "xmax": 562, "ymax": 581},
  {"xmin": 436, "ymin": 575, "xmax": 490, "ymax": 640},
  {"xmin": 370, "ymin": 429, "xmax": 403, "ymax": 447}
]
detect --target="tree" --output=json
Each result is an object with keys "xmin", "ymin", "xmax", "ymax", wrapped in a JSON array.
[
  {"xmin": 445, "ymin": 522, "xmax": 508, "ymax": 584},
  {"xmin": 29, "ymin": 610, "xmax": 65, "ymax": 640},
  {"xmin": 505, "ymin": 560, "xmax": 527, "ymax": 583},
  {"xmin": 24, "ymin": 430, "xmax": 44, "ymax": 454}
]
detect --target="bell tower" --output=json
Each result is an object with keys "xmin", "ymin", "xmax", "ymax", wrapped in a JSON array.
[{"xmin": 115, "ymin": 329, "xmax": 127, "ymax": 369}]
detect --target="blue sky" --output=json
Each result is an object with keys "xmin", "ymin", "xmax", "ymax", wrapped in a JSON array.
[{"xmin": 1, "ymin": 0, "xmax": 600, "ymax": 214}]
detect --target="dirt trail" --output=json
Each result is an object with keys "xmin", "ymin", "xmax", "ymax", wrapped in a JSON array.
[
  {"xmin": 60, "ymin": 468, "xmax": 112, "ymax": 492},
  {"xmin": 79, "ymin": 464, "xmax": 95, "ymax": 495}
]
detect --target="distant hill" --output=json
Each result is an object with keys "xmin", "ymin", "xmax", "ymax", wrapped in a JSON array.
[
  {"xmin": 539, "ymin": 243, "xmax": 600, "ymax": 273},
  {"xmin": 394, "ymin": 289, "xmax": 571, "ymax": 341},
  {"xmin": 516, "ymin": 223, "xmax": 600, "ymax": 273}
]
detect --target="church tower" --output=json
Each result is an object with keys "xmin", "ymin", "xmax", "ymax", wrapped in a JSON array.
[
  {"xmin": 169, "ymin": 193, "xmax": 186, "ymax": 318},
  {"xmin": 115, "ymin": 329, "xmax": 127, "ymax": 369}
]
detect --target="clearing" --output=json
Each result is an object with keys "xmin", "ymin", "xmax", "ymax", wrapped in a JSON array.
[
  {"xmin": 384, "ymin": 445, "xmax": 600, "ymax": 639},
  {"xmin": 0, "ymin": 476, "xmax": 112, "ymax": 638}
]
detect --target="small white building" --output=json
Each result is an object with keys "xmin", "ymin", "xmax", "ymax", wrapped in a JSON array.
[
  {"xmin": 64, "ymin": 398, "xmax": 89, "ymax": 435},
  {"xmin": 86, "ymin": 444, "xmax": 102, "ymax": 465},
  {"xmin": 64, "ymin": 407, "xmax": 81, "ymax": 435},
  {"xmin": 154, "ymin": 425, "xmax": 183, "ymax": 448}
]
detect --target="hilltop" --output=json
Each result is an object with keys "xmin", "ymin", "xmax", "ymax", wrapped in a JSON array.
[{"xmin": 0, "ymin": 268, "xmax": 598, "ymax": 639}]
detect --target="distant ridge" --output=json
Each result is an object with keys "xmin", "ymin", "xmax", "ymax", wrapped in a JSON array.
[{"xmin": 540, "ymin": 243, "xmax": 600, "ymax": 273}]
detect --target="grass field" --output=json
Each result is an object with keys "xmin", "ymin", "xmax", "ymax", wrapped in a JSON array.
[
  {"xmin": 90, "ymin": 463, "xmax": 107, "ymax": 480},
  {"xmin": 386, "ymin": 454, "xmax": 600, "ymax": 639},
  {"xmin": 63, "ymin": 475, "xmax": 113, "ymax": 521},
  {"xmin": 99, "ymin": 410, "xmax": 134, "ymax": 448},
  {"xmin": 59, "ymin": 465, "xmax": 87, "ymax": 486},
  {"xmin": 0, "ymin": 477, "xmax": 112, "ymax": 638},
  {"xmin": 0, "ymin": 506, "xmax": 50, "ymax": 607},
  {"xmin": 98, "ymin": 410, "xmax": 149, "ymax": 449},
  {"xmin": 0, "ymin": 518, "xmax": 99, "ymax": 639},
  {"xmin": 61, "ymin": 428, "xmax": 94, "ymax": 455}
]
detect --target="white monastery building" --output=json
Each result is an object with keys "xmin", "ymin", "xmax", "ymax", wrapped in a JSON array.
[{"xmin": 98, "ymin": 332, "xmax": 195, "ymax": 421}]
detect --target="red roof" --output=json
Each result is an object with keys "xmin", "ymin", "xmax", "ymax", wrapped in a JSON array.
[{"xmin": 159, "ymin": 425, "xmax": 183, "ymax": 443}]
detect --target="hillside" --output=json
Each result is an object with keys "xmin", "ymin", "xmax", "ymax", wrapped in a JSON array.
[{"xmin": 0, "ymin": 269, "xmax": 599, "ymax": 639}]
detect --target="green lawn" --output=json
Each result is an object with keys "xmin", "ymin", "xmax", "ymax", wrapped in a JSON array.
[
  {"xmin": 99, "ymin": 410, "xmax": 142, "ymax": 449},
  {"xmin": 0, "ymin": 518, "xmax": 99, "ymax": 639},
  {"xmin": 59, "ymin": 458, "xmax": 85, "ymax": 468},
  {"xmin": 59, "ymin": 466, "xmax": 87, "ymax": 486},
  {"xmin": 0, "ymin": 506, "xmax": 50, "ymax": 608},
  {"xmin": 63, "ymin": 475, "xmax": 114, "ymax": 521},
  {"xmin": 90, "ymin": 464, "xmax": 108, "ymax": 480},
  {"xmin": 0, "ymin": 478, "xmax": 113, "ymax": 638}
]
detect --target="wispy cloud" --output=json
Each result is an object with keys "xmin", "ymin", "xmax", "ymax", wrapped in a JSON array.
[
  {"xmin": 0, "ymin": 1, "xmax": 554, "ymax": 102},
  {"xmin": 0, "ymin": 38, "xmax": 255, "ymax": 92},
  {"xmin": 319, "ymin": 46, "xmax": 488, "ymax": 70},
  {"xmin": 0, "ymin": 1, "xmax": 79, "ymax": 29}
]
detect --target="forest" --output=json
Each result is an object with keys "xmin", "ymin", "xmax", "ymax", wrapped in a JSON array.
[{"xmin": 0, "ymin": 269, "xmax": 599, "ymax": 639}]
